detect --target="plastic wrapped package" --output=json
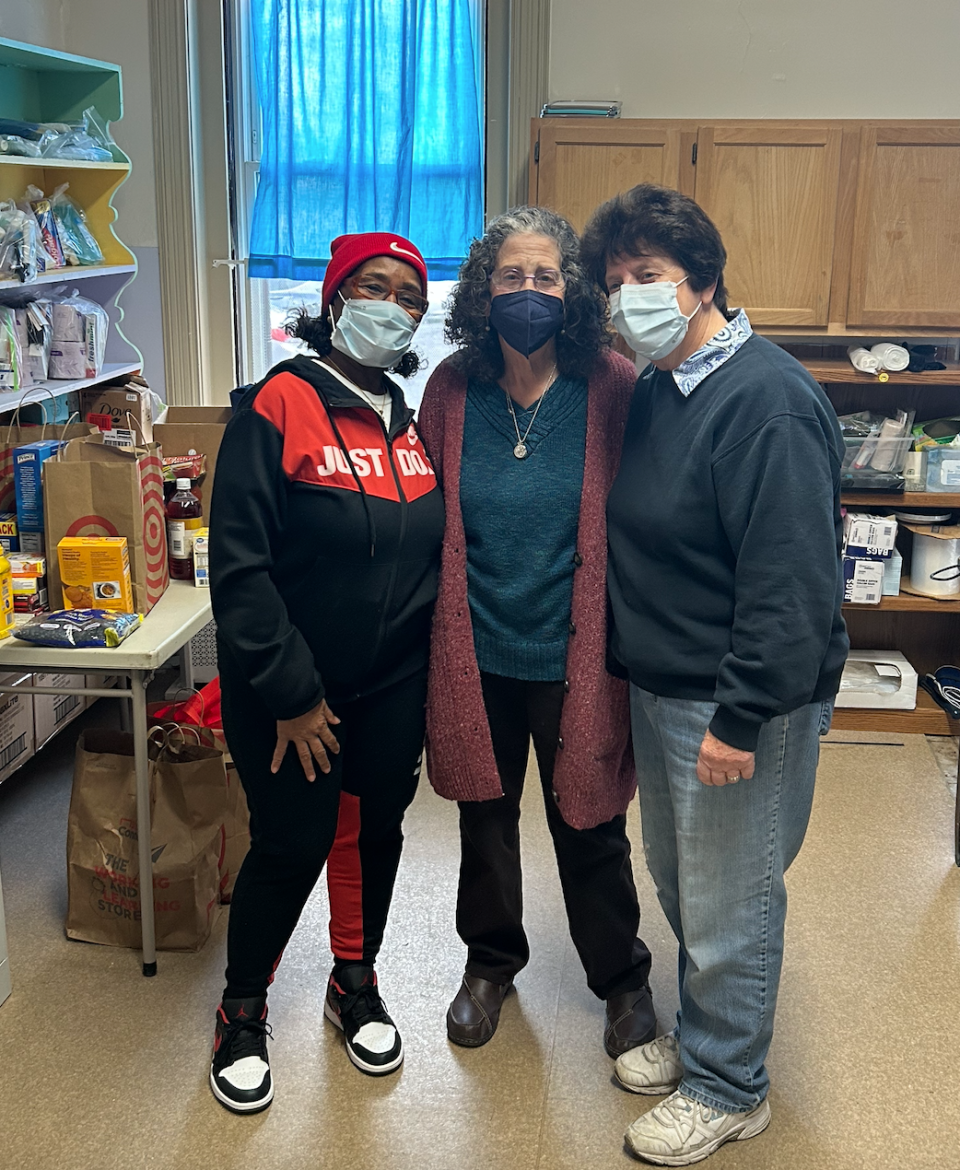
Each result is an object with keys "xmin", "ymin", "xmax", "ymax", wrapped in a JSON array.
[
  {"xmin": 13, "ymin": 301, "xmax": 53, "ymax": 384},
  {"xmin": 37, "ymin": 107, "xmax": 115, "ymax": 163},
  {"xmin": 49, "ymin": 185, "xmax": 103, "ymax": 266},
  {"xmin": 25, "ymin": 185, "xmax": 66, "ymax": 269},
  {"xmin": 48, "ymin": 290, "xmax": 108, "ymax": 379},
  {"xmin": 0, "ymin": 201, "xmax": 39, "ymax": 283},
  {"xmin": 13, "ymin": 608, "xmax": 141, "ymax": 648},
  {"xmin": 0, "ymin": 135, "xmax": 41, "ymax": 158},
  {"xmin": 0, "ymin": 307, "xmax": 22, "ymax": 390}
]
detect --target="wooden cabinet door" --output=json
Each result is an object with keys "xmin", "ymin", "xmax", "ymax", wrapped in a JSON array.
[
  {"xmin": 534, "ymin": 120, "xmax": 683, "ymax": 234},
  {"xmin": 694, "ymin": 125, "xmax": 843, "ymax": 327},
  {"xmin": 848, "ymin": 125, "xmax": 960, "ymax": 329}
]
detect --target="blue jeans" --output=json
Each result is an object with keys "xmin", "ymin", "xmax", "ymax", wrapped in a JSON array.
[{"xmin": 629, "ymin": 686, "xmax": 832, "ymax": 1113}]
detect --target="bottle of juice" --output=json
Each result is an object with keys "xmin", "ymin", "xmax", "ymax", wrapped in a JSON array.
[
  {"xmin": 0, "ymin": 549, "xmax": 13, "ymax": 639},
  {"xmin": 166, "ymin": 478, "xmax": 203, "ymax": 580}
]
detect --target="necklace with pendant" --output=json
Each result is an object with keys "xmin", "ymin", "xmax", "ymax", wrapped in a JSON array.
[{"xmin": 505, "ymin": 366, "xmax": 557, "ymax": 459}]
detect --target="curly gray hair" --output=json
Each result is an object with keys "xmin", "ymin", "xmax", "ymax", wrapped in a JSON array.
[{"xmin": 445, "ymin": 205, "xmax": 610, "ymax": 382}]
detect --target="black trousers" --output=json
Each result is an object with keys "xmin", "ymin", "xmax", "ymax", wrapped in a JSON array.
[
  {"xmin": 457, "ymin": 672, "xmax": 652, "ymax": 1001},
  {"xmin": 221, "ymin": 668, "xmax": 427, "ymax": 1000}
]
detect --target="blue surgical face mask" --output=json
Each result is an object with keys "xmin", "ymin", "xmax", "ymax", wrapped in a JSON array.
[
  {"xmin": 329, "ymin": 293, "xmax": 419, "ymax": 368},
  {"xmin": 488, "ymin": 289, "xmax": 564, "ymax": 357},
  {"xmin": 608, "ymin": 278, "xmax": 701, "ymax": 362}
]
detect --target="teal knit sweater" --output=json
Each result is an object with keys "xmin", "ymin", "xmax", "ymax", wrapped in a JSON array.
[{"xmin": 459, "ymin": 374, "xmax": 587, "ymax": 680}]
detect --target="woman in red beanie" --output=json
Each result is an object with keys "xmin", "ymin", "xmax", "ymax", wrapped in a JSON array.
[{"xmin": 208, "ymin": 232, "xmax": 444, "ymax": 1112}]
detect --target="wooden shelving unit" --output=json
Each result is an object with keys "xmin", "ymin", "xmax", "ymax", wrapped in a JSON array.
[
  {"xmin": 843, "ymin": 593, "xmax": 960, "ymax": 614},
  {"xmin": 804, "ymin": 359, "xmax": 960, "ymax": 385},
  {"xmin": 841, "ymin": 492, "xmax": 960, "ymax": 508},
  {"xmin": 0, "ymin": 38, "xmax": 140, "ymax": 414},
  {"xmin": 833, "ymin": 689, "xmax": 960, "ymax": 735}
]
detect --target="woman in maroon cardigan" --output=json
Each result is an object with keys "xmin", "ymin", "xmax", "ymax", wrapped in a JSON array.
[{"xmin": 418, "ymin": 206, "xmax": 656, "ymax": 1057}]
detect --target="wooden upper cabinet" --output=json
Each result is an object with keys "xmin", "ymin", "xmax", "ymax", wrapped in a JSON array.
[
  {"xmin": 694, "ymin": 125, "xmax": 843, "ymax": 327},
  {"xmin": 847, "ymin": 125, "xmax": 960, "ymax": 329},
  {"xmin": 533, "ymin": 121, "xmax": 683, "ymax": 234}
]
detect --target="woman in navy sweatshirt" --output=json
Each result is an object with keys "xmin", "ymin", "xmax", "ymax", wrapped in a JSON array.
[
  {"xmin": 580, "ymin": 185, "xmax": 848, "ymax": 1167},
  {"xmin": 208, "ymin": 233, "xmax": 443, "ymax": 1112}
]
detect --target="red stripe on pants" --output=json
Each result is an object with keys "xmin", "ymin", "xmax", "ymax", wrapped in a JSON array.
[{"xmin": 327, "ymin": 791, "xmax": 364, "ymax": 960}]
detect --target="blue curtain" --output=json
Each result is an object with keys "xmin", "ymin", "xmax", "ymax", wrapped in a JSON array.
[{"xmin": 248, "ymin": 0, "xmax": 484, "ymax": 280}]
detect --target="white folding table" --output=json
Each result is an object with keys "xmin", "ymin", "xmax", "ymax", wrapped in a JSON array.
[{"xmin": 0, "ymin": 582, "xmax": 213, "ymax": 975}]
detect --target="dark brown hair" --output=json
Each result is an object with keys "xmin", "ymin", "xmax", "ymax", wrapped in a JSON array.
[{"xmin": 580, "ymin": 184, "xmax": 730, "ymax": 318}]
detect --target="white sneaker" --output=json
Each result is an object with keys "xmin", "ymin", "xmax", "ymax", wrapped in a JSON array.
[
  {"xmin": 625, "ymin": 1090, "xmax": 771, "ymax": 1166},
  {"xmin": 615, "ymin": 1033, "xmax": 683, "ymax": 1095}
]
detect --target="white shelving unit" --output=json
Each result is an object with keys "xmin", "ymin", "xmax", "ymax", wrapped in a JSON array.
[
  {"xmin": 0, "ymin": 263, "xmax": 136, "ymax": 291},
  {"xmin": 0, "ymin": 39, "xmax": 141, "ymax": 414},
  {"xmin": 0, "ymin": 361, "xmax": 141, "ymax": 415}
]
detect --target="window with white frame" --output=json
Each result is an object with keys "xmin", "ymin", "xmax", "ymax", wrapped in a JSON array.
[{"xmin": 226, "ymin": 0, "xmax": 485, "ymax": 410}]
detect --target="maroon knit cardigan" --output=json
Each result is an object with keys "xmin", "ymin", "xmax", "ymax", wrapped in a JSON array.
[{"xmin": 418, "ymin": 348, "xmax": 638, "ymax": 830}]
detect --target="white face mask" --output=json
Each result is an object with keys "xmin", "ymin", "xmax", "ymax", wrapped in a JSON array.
[
  {"xmin": 329, "ymin": 293, "xmax": 419, "ymax": 368},
  {"xmin": 608, "ymin": 278, "xmax": 701, "ymax": 363}
]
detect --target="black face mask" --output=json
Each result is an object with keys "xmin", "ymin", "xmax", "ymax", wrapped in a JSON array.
[{"xmin": 488, "ymin": 289, "xmax": 564, "ymax": 357}]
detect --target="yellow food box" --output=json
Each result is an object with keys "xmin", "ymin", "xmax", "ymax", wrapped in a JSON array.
[{"xmin": 57, "ymin": 537, "xmax": 134, "ymax": 611}]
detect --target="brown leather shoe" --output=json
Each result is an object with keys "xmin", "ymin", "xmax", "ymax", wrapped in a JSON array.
[
  {"xmin": 446, "ymin": 975, "xmax": 513, "ymax": 1047},
  {"xmin": 604, "ymin": 985, "xmax": 657, "ymax": 1058}
]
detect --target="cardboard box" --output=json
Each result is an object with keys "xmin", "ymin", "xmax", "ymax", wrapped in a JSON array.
[
  {"xmin": 153, "ymin": 407, "xmax": 232, "ymax": 524},
  {"xmin": 0, "ymin": 673, "xmax": 35, "ymax": 784},
  {"xmin": 842, "ymin": 556, "xmax": 885, "ymax": 605},
  {"xmin": 842, "ymin": 514, "xmax": 897, "ymax": 557},
  {"xmin": 18, "ymin": 531, "xmax": 43, "ymax": 555},
  {"xmin": 81, "ymin": 386, "xmax": 154, "ymax": 444},
  {"xmin": 882, "ymin": 550, "xmax": 903, "ymax": 596},
  {"xmin": 14, "ymin": 440, "xmax": 65, "ymax": 532},
  {"xmin": 836, "ymin": 650, "xmax": 918, "ymax": 710},
  {"xmin": 33, "ymin": 672, "xmax": 86, "ymax": 749},
  {"xmin": 192, "ymin": 529, "xmax": 210, "ymax": 588},
  {"xmin": 57, "ymin": 536, "xmax": 134, "ymax": 611},
  {"xmin": 0, "ymin": 513, "xmax": 18, "ymax": 554}
]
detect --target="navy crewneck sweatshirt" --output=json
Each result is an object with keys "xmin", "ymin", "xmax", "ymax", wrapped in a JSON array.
[{"xmin": 606, "ymin": 333, "xmax": 849, "ymax": 752}]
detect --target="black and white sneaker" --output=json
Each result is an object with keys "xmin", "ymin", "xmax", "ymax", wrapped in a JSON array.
[
  {"xmin": 324, "ymin": 966, "xmax": 403, "ymax": 1076},
  {"xmin": 209, "ymin": 997, "xmax": 274, "ymax": 1113}
]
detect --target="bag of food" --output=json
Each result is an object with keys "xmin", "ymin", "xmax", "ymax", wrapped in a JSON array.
[
  {"xmin": 48, "ymin": 184, "xmax": 103, "ymax": 266},
  {"xmin": 147, "ymin": 679, "xmax": 250, "ymax": 902},
  {"xmin": 25, "ymin": 184, "xmax": 65, "ymax": 269},
  {"xmin": 65, "ymin": 729, "xmax": 224, "ymax": 951},
  {"xmin": 13, "ymin": 609, "xmax": 141, "ymax": 648},
  {"xmin": 0, "ymin": 201, "xmax": 39, "ymax": 283}
]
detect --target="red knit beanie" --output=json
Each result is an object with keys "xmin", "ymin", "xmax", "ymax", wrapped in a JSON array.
[{"xmin": 321, "ymin": 232, "xmax": 428, "ymax": 310}]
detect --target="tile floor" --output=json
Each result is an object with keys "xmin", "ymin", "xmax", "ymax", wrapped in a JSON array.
[{"xmin": 0, "ymin": 703, "xmax": 958, "ymax": 1170}]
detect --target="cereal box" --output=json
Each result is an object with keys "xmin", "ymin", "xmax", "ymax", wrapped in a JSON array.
[{"xmin": 57, "ymin": 536, "xmax": 134, "ymax": 611}]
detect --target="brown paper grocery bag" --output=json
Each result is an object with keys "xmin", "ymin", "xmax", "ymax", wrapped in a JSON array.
[
  {"xmin": 220, "ymin": 760, "xmax": 250, "ymax": 903},
  {"xmin": 43, "ymin": 433, "xmax": 170, "ymax": 613},
  {"xmin": 65, "ymin": 729, "xmax": 224, "ymax": 952}
]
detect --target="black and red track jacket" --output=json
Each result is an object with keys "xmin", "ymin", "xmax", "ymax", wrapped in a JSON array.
[{"xmin": 210, "ymin": 355, "xmax": 444, "ymax": 720}]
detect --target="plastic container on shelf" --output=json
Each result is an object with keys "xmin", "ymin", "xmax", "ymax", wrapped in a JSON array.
[{"xmin": 924, "ymin": 446, "xmax": 960, "ymax": 492}]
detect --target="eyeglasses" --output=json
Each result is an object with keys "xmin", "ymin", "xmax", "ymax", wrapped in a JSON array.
[
  {"xmin": 349, "ymin": 277, "xmax": 428, "ymax": 316},
  {"xmin": 490, "ymin": 267, "xmax": 566, "ymax": 294}
]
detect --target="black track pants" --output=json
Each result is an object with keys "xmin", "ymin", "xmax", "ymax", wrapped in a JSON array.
[
  {"xmin": 221, "ymin": 668, "xmax": 427, "ymax": 999},
  {"xmin": 457, "ymin": 672, "xmax": 652, "ymax": 1001}
]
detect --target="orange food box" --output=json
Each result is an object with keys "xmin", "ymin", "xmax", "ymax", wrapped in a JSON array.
[{"xmin": 57, "ymin": 537, "xmax": 134, "ymax": 611}]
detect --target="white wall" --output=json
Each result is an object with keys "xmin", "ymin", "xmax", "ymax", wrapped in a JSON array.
[
  {"xmin": 0, "ymin": 0, "xmax": 166, "ymax": 394},
  {"xmin": 549, "ymin": 0, "xmax": 960, "ymax": 119}
]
